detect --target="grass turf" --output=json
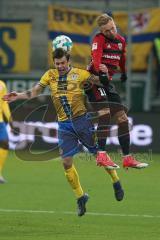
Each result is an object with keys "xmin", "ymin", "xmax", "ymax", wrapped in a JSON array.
[{"xmin": 0, "ymin": 151, "xmax": 160, "ymax": 240}]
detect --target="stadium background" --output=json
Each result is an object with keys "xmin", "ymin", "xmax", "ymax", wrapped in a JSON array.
[
  {"xmin": 0, "ymin": 0, "xmax": 160, "ymax": 152},
  {"xmin": 1, "ymin": 1, "xmax": 160, "ymax": 240}
]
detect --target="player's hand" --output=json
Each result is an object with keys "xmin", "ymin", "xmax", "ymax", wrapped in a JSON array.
[
  {"xmin": 2, "ymin": 91, "xmax": 18, "ymax": 102},
  {"xmin": 120, "ymin": 73, "xmax": 127, "ymax": 83},
  {"xmin": 99, "ymin": 64, "xmax": 108, "ymax": 74},
  {"xmin": 99, "ymin": 64, "xmax": 110, "ymax": 86}
]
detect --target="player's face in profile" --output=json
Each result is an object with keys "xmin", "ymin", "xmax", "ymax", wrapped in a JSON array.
[
  {"xmin": 54, "ymin": 56, "xmax": 70, "ymax": 76},
  {"xmin": 100, "ymin": 20, "xmax": 117, "ymax": 39}
]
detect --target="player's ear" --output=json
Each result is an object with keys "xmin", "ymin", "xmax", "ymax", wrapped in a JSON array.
[
  {"xmin": 68, "ymin": 57, "xmax": 72, "ymax": 67},
  {"xmin": 67, "ymin": 52, "xmax": 71, "ymax": 62}
]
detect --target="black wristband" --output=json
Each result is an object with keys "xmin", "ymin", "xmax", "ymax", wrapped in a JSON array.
[{"xmin": 99, "ymin": 73, "xmax": 109, "ymax": 86}]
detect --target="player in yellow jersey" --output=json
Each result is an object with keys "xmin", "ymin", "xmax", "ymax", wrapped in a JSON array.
[
  {"xmin": 3, "ymin": 48, "xmax": 124, "ymax": 216},
  {"xmin": 0, "ymin": 80, "xmax": 12, "ymax": 183}
]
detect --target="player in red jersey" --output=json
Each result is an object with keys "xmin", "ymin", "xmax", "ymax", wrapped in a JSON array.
[{"xmin": 86, "ymin": 13, "xmax": 148, "ymax": 169}]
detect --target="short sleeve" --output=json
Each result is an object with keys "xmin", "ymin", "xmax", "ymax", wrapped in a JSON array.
[
  {"xmin": 39, "ymin": 70, "xmax": 50, "ymax": 87},
  {"xmin": 0, "ymin": 81, "xmax": 6, "ymax": 94},
  {"xmin": 80, "ymin": 69, "xmax": 91, "ymax": 83}
]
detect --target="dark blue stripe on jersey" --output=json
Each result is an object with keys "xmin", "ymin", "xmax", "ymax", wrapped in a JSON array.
[
  {"xmin": 49, "ymin": 31, "xmax": 160, "ymax": 44},
  {"xmin": 59, "ymin": 96, "xmax": 73, "ymax": 117},
  {"xmin": 58, "ymin": 75, "xmax": 67, "ymax": 91}
]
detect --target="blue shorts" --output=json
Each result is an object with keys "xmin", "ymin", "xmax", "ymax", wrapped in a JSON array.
[
  {"xmin": 58, "ymin": 114, "xmax": 98, "ymax": 158},
  {"xmin": 0, "ymin": 122, "xmax": 8, "ymax": 141}
]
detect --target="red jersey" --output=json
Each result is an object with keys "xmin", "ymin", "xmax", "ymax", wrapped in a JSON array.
[{"xmin": 89, "ymin": 33, "xmax": 126, "ymax": 80}]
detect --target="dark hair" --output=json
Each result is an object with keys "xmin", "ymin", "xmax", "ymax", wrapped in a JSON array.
[
  {"xmin": 52, "ymin": 48, "xmax": 70, "ymax": 61},
  {"xmin": 105, "ymin": 10, "xmax": 113, "ymax": 18}
]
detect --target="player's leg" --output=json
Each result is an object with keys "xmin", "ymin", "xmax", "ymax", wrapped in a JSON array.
[
  {"xmin": 0, "ymin": 123, "xmax": 9, "ymax": 183},
  {"xmin": 63, "ymin": 156, "xmax": 89, "ymax": 216},
  {"xmin": 89, "ymin": 86, "xmax": 125, "ymax": 200},
  {"xmin": 95, "ymin": 106, "xmax": 119, "ymax": 169},
  {"xmin": 96, "ymin": 109, "xmax": 124, "ymax": 200},
  {"xmin": 85, "ymin": 88, "xmax": 119, "ymax": 169},
  {"xmin": 113, "ymin": 109, "xmax": 130, "ymax": 156},
  {"xmin": 107, "ymin": 84, "xmax": 131, "ymax": 157},
  {"xmin": 0, "ymin": 141, "xmax": 8, "ymax": 183},
  {"xmin": 63, "ymin": 156, "xmax": 84, "ymax": 199},
  {"xmin": 114, "ymin": 110, "xmax": 148, "ymax": 168},
  {"xmin": 96, "ymin": 107, "xmax": 111, "ymax": 151},
  {"xmin": 58, "ymin": 121, "xmax": 88, "ymax": 216},
  {"xmin": 105, "ymin": 168, "xmax": 124, "ymax": 201},
  {"xmin": 84, "ymin": 85, "xmax": 124, "ymax": 199},
  {"xmin": 58, "ymin": 125, "xmax": 84, "ymax": 198},
  {"xmin": 95, "ymin": 106, "xmax": 124, "ymax": 200},
  {"xmin": 76, "ymin": 114, "xmax": 123, "ymax": 200},
  {"xmin": 108, "ymin": 86, "xmax": 148, "ymax": 169}
]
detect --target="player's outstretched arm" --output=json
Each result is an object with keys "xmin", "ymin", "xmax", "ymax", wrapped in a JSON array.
[
  {"xmin": 2, "ymin": 91, "xmax": 19, "ymax": 102},
  {"xmin": 2, "ymin": 84, "xmax": 44, "ymax": 102}
]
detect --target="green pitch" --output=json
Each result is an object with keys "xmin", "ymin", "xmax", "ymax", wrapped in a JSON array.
[{"xmin": 0, "ymin": 151, "xmax": 160, "ymax": 240}]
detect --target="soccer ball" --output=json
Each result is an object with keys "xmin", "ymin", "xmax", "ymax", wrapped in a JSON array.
[{"xmin": 52, "ymin": 35, "xmax": 73, "ymax": 52}]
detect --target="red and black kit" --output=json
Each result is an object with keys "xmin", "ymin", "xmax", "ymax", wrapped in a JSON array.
[{"xmin": 86, "ymin": 32, "xmax": 126, "ymax": 105}]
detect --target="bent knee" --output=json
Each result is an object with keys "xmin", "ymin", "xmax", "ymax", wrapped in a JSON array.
[
  {"xmin": 62, "ymin": 157, "xmax": 73, "ymax": 170},
  {"xmin": 114, "ymin": 110, "xmax": 128, "ymax": 124}
]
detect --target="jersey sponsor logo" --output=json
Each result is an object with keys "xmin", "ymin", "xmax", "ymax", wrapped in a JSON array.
[
  {"xmin": 50, "ymin": 76, "xmax": 56, "ymax": 81},
  {"xmin": 70, "ymin": 73, "xmax": 79, "ymax": 80},
  {"xmin": 48, "ymin": 72, "xmax": 56, "ymax": 81},
  {"xmin": 92, "ymin": 42, "xmax": 98, "ymax": 50},
  {"xmin": 103, "ymin": 54, "xmax": 121, "ymax": 60},
  {"xmin": 118, "ymin": 43, "xmax": 122, "ymax": 50},
  {"xmin": 107, "ymin": 44, "xmax": 111, "ymax": 48}
]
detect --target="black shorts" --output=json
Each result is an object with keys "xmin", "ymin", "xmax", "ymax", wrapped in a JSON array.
[{"xmin": 85, "ymin": 82, "xmax": 125, "ymax": 115}]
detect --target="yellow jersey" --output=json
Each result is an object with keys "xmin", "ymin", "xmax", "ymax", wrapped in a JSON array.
[
  {"xmin": 39, "ymin": 67, "xmax": 91, "ymax": 121},
  {"xmin": 0, "ymin": 80, "xmax": 11, "ymax": 122}
]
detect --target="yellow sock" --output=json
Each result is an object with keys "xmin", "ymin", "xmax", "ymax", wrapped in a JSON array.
[
  {"xmin": 65, "ymin": 165, "xmax": 84, "ymax": 198},
  {"xmin": 105, "ymin": 169, "xmax": 119, "ymax": 183},
  {"xmin": 0, "ymin": 148, "xmax": 8, "ymax": 175}
]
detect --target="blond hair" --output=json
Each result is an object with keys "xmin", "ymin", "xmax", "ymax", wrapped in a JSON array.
[{"xmin": 96, "ymin": 14, "xmax": 113, "ymax": 27}]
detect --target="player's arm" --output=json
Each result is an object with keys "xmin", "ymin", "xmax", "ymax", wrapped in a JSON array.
[
  {"xmin": 85, "ymin": 74, "xmax": 108, "ymax": 89},
  {"xmin": 85, "ymin": 68, "xmax": 109, "ymax": 86},
  {"xmin": 2, "ymin": 84, "xmax": 44, "ymax": 102},
  {"xmin": 119, "ymin": 40, "xmax": 127, "ymax": 82},
  {"xmin": 91, "ymin": 34, "xmax": 105, "ymax": 73},
  {"xmin": 119, "ymin": 43, "xmax": 126, "ymax": 73},
  {"xmin": 92, "ymin": 35, "xmax": 109, "ymax": 85},
  {"xmin": 87, "ymin": 74, "xmax": 101, "ymax": 84}
]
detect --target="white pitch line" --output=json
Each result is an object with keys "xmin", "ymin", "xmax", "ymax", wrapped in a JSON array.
[{"xmin": 0, "ymin": 209, "xmax": 160, "ymax": 219}]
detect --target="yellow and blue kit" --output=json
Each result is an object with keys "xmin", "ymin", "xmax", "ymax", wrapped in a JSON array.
[
  {"xmin": 39, "ymin": 67, "xmax": 98, "ymax": 157},
  {"xmin": 0, "ymin": 80, "xmax": 11, "ymax": 142},
  {"xmin": 39, "ymin": 67, "xmax": 90, "ymax": 121}
]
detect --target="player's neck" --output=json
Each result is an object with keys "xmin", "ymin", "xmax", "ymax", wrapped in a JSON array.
[{"xmin": 59, "ymin": 66, "xmax": 72, "ymax": 76}]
